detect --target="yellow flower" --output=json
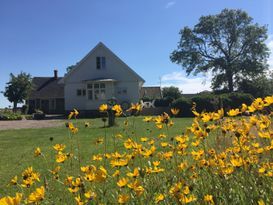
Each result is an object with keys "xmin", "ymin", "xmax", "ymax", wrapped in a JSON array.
[
  {"xmin": 204, "ymin": 194, "xmax": 214, "ymax": 204},
  {"xmin": 74, "ymin": 108, "xmax": 79, "ymax": 116},
  {"xmin": 258, "ymin": 199, "xmax": 265, "ymax": 205},
  {"xmin": 127, "ymin": 168, "xmax": 140, "ymax": 178},
  {"xmin": 75, "ymin": 195, "xmax": 84, "ymax": 205},
  {"xmin": 155, "ymin": 193, "xmax": 165, "ymax": 203},
  {"xmin": 118, "ymin": 194, "xmax": 130, "ymax": 204},
  {"xmin": 28, "ymin": 186, "xmax": 45, "ymax": 204},
  {"xmin": 112, "ymin": 170, "xmax": 120, "ymax": 177},
  {"xmin": 53, "ymin": 144, "xmax": 66, "ymax": 152},
  {"xmin": 156, "ymin": 124, "xmax": 163, "ymax": 129},
  {"xmin": 143, "ymin": 116, "xmax": 153, "ymax": 122},
  {"xmin": 84, "ymin": 190, "xmax": 96, "ymax": 200},
  {"xmin": 127, "ymin": 103, "xmax": 142, "ymax": 113},
  {"xmin": 99, "ymin": 104, "xmax": 108, "ymax": 112},
  {"xmin": 10, "ymin": 176, "xmax": 18, "ymax": 185},
  {"xmin": 171, "ymin": 108, "xmax": 180, "ymax": 116},
  {"xmin": 140, "ymin": 137, "xmax": 148, "ymax": 142},
  {"xmin": 34, "ymin": 147, "xmax": 41, "ymax": 157},
  {"xmin": 117, "ymin": 177, "xmax": 129, "ymax": 188},
  {"xmin": 241, "ymin": 103, "xmax": 248, "ymax": 113},
  {"xmin": 0, "ymin": 193, "xmax": 22, "ymax": 205},
  {"xmin": 56, "ymin": 153, "xmax": 67, "ymax": 163},
  {"xmin": 68, "ymin": 111, "xmax": 74, "ymax": 119},
  {"xmin": 227, "ymin": 108, "xmax": 240, "ymax": 117},
  {"xmin": 180, "ymin": 194, "xmax": 197, "ymax": 204},
  {"xmin": 112, "ymin": 104, "xmax": 123, "ymax": 116}
]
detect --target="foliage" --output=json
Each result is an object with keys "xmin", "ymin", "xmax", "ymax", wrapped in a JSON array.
[
  {"xmin": 191, "ymin": 94, "xmax": 219, "ymax": 113},
  {"xmin": 2, "ymin": 72, "xmax": 32, "ymax": 111},
  {"xmin": 237, "ymin": 72, "xmax": 273, "ymax": 98},
  {"xmin": 0, "ymin": 110, "xmax": 22, "ymax": 121},
  {"xmin": 220, "ymin": 92, "xmax": 253, "ymax": 110},
  {"xmin": 162, "ymin": 86, "xmax": 182, "ymax": 100},
  {"xmin": 154, "ymin": 98, "xmax": 173, "ymax": 107},
  {"xmin": 171, "ymin": 97, "xmax": 192, "ymax": 117},
  {"xmin": 170, "ymin": 9, "xmax": 269, "ymax": 92}
]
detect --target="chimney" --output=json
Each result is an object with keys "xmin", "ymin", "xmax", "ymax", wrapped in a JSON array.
[{"xmin": 54, "ymin": 69, "xmax": 58, "ymax": 79}]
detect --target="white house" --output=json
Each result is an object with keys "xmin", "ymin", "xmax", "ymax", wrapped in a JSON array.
[{"xmin": 62, "ymin": 42, "xmax": 145, "ymax": 112}]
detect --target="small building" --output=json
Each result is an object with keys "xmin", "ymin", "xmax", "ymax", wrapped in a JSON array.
[
  {"xmin": 27, "ymin": 70, "xmax": 64, "ymax": 114},
  {"xmin": 140, "ymin": 86, "xmax": 162, "ymax": 99},
  {"xmin": 27, "ymin": 42, "xmax": 145, "ymax": 114}
]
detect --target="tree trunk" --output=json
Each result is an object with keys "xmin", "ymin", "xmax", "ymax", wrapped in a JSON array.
[
  {"xmin": 226, "ymin": 69, "xmax": 234, "ymax": 92},
  {"xmin": 13, "ymin": 101, "xmax": 17, "ymax": 113}
]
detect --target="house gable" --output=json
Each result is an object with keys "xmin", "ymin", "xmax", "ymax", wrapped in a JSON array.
[{"xmin": 63, "ymin": 42, "xmax": 145, "ymax": 84}]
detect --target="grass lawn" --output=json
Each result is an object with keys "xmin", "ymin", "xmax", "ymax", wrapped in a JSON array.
[{"xmin": 0, "ymin": 117, "xmax": 192, "ymax": 196}]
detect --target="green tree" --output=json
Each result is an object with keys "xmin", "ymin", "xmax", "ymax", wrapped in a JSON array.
[
  {"xmin": 170, "ymin": 9, "xmax": 269, "ymax": 92},
  {"xmin": 3, "ymin": 72, "xmax": 32, "ymax": 111},
  {"xmin": 237, "ymin": 72, "xmax": 273, "ymax": 98},
  {"xmin": 162, "ymin": 86, "xmax": 182, "ymax": 100}
]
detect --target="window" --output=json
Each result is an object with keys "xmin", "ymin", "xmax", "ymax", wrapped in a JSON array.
[
  {"xmin": 82, "ymin": 89, "xmax": 86, "ymax": 96},
  {"xmin": 77, "ymin": 89, "xmax": 82, "ymax": 96},
  {"xmin": 87, "ymin": 83, "xmax": 106, "ymax": 100},
  {"xmin": 96, "ymin": 57, "xmax": 106, "ymax": 69}
]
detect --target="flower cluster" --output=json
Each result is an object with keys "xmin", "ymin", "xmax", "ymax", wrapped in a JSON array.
[{"xmin": 2, "ymin": 96, "xmax": 273, "ymax": 204}]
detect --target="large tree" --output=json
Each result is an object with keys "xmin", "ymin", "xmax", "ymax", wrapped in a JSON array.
[
  {"xmin": 170, "ymin": 9, "xmax": 269, "ymax": 92},
  {"xmin": 3, "ymin": 72, "xmax": 32, "ymax": 111},
  {"xmin": 162, "ymin": 86, "xmax": 182, "ymax": 100}
]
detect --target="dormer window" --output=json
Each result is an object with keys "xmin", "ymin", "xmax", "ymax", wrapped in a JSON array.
[{"xmin": 96, "ymin": 57, "xmax": 106, "ymax": 69}]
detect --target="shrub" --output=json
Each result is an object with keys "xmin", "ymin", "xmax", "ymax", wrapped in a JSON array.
[
  {"xmin": 154, "ymin": 97, "xmax": 173, "ymax": 107},
  {"xmin": 191, "ymin": 94, "xmax": 219, "ymax": 113},
  {"xmin": 220, "ymin": 92, "xmax": 253, "ymax": 110},
  {"xmin": 171, "ymin": 97, "xmax": 192, "ymax": 117},
  {"xmin": 0, "ymin": 110, "xmax": 22, "ymax": 121}
]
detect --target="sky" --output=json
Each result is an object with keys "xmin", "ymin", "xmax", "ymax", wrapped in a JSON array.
[{"xmin": 0, "ymin": 0, "xmax": 273, "ymax": 108}]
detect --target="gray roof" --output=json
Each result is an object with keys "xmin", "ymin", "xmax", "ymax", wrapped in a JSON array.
[
  {"xmin": 140, "ymin": 86, "xmax": 162, "ymax": 99},
  {"xmin": 29, "ymin": 77, "xmax": 64, "ymax": 99}
]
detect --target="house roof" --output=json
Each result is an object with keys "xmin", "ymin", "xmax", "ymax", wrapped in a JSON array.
[
  {"xmin": 140, "ymin": 86, "xmax": 162, "ymax": 99},
  {"xmin": 63, "ymin": 42, "xmax": 145, "ymax": 83},
  {"xmin": 29, "ymin": 77, "xmax": 64, "ymax": 99}
]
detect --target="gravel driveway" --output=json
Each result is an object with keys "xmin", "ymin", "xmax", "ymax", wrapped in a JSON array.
[{"xmin": 0, "ymin": 119, "xmax": 64, "ymax": 130}]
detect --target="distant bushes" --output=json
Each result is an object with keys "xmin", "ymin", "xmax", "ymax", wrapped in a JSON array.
[
  {"xmin": 0, "ymin": 110, "xmax": 22, "ymax": 121},
  {"xmin": 170, "ymin": 92, "xmax": 254, "ymax": 117},
  {"xmin": 170, "ymin": 97, "xmax": 192, "ymax": 117}
]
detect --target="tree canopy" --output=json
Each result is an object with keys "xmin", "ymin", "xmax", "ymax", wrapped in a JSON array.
[
  {"xmin": 170, "ymin": 9, "xmax": 269, "ymax": 92},
  {"xmin": 162, "ymin": 86, "xmax": 182, "ymax": 100},
  {"xmin": 3, "ymin": 72, "xmax": 32, "ymax": 111}
]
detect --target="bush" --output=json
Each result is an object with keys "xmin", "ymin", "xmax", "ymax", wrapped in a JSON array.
[
  {"xmin": 191, "ymin": 94, "xmax": 219, "ymax": 113},
  {"xmin": 220, "ymin": 92, "xmax": 253, "ymax": 110},
  {"xmin": 171, "ymin": 97, "xmax": 192, "ymax": 117},
  {"xmin": 154, "ymin": 97, "xmax": 173, "ymax": 107},
  {"xmin": 0, "ymin": 110, "xmax": 22, "ymax": 121}
]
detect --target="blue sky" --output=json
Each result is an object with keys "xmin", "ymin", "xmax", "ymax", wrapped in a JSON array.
[{"xmin": 0, "ymin": 0, "xmax": 273, "ymax": 108}]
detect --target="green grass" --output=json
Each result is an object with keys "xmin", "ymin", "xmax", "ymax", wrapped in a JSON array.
[{"xmin": 0, "ymin": 116, "xmax": 192, "ymax": 197}]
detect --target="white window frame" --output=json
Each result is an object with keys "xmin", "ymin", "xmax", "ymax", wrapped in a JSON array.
[{"xmin": 87, "ymin": 82, "xmax": 106, "ymax": 100}]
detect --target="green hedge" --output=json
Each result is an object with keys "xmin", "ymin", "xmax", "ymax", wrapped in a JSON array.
[
  {"xmin": 220, "ymin": 92, "xmax": 253, "ymax": 110},
  {"xmin": 171, "ymin": 97, "xmax": 193, "ymax": 117},
  {"xmin": 170, "ymin": 92, "xmax": 254, "ymax": 117},
  {"xmin": 191, "ymin": 94, "xmax": 219, "ymax": 113}
]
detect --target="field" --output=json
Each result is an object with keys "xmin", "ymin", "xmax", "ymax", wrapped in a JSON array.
[{"xmin": 0, "ymin": 97, "xmax": 273, "ymax": 205}]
